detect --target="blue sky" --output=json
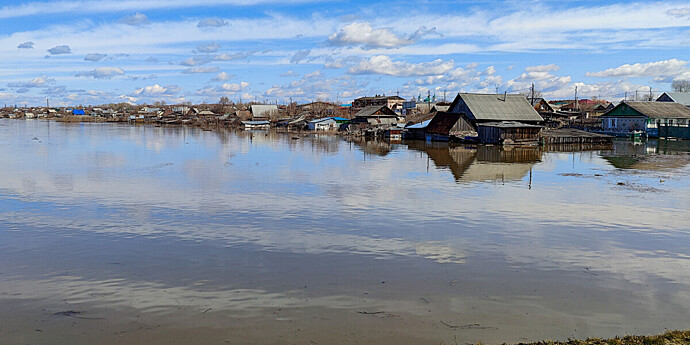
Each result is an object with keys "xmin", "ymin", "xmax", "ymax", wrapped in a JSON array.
[{"xmin": 1, "ymin": 0, "xmax": 689, "ymax": 107}]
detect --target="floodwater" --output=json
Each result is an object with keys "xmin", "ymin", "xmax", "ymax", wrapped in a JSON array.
[{"xmin": 1, "ymin": 119, "xmax": 689, "ymax": 345}]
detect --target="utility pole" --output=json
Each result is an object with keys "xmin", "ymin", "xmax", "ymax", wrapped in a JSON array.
[
  {"xmin": 530, "ymin": 83, "xmax": 535, "ymax": 105},
  {"xmin": 624, "ymin": 91, "xmax": 627, "ymax": 101},
  {"xmin": 635, "ymin": 90, "xmax": 638, "ymax": 101},
  {"xmin": 443, "ymin": 90, "xmax": 447, "ymax": 103},
  {"xmin": 427, "ymin": 90, "xmax": 431, "ymax": 112},
  {"xmin": 649, "ymin": 87, "xmax": 652, "ymax": 101},
  {"xmin": 574, "ymin": 85, "xmax": 578, "ymax": 111}
]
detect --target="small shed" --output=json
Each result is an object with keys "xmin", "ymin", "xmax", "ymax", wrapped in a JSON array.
[
  {"xmin": 250, "ymin": 105, "xmax": 279, "ymax": 120},
  {"xmin": 242, "ymin": 120, "xmax": 270, "ymax": 130},
  {"xmin": 476, "ymin": 121, "xmax": 543, "ymax": 144}
]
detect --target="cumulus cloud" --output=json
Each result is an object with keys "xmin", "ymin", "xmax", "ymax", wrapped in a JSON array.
[
  {"xmin": 7, "ymin": 76, "xmax": 54, "ymax": 88},
  {"xmin": 328, "ymin": 22, "xmax": 439, "ymax": 49},
  {"xmin": 218, "ymin": 81, "xmax": 249, "ymax": 92},
  {"xmin": 214, "ymin": 51, "xmax": 257, "ymax": 61},
  {"xmin": 348, "ymin": 55, "xmax": 454, "ymax": 77},
  {"xmin": 84, "ymin": 53, "xmax": 107, "ymax": 62},
  {"xmin": 180, "ymin": 56, "xmax": 210, "ymax": 66},
  {"xmin": 133, "ymin": 84, "xmax": 181, "ymax": 96},
  {"xmin": 47, "ymin": 45, "xmax": 71, "ymax": 55},
  {"xmin": 17, "ymin": 41, "xmax": 34, "ymax": 49},
  {"xmin": 280, "ymin": 70, "xmax": 298, "ymax": 77},
  {"xmin": 212, "ymin": 72, "xmax": 234, "ymax": 81},
  {"xmin": 197, "ymin": 18, "xmax": 228, "ymax": 28},
  {"xmin": 75, "ymin": 67, "xmax": 125, "ymax": 79},
  {"xmin": 119, "ymin": 12, "xmax": 148, "ymax": 26},
  {"xmin": 196, "ymin": 42, "xmax": 220, "ymax": 53},
  {"xmin": 586, "ymin": 59, "xmax": 688, "ymax": 78},
  {"xmin": 182, "ymin": 66, "xmax": 220, "ymax": 74},
  {"xmin": 290, "ymin": 49, "xmax": 311, "ymax": 64}
]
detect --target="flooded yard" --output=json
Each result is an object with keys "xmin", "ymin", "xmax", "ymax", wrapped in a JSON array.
[{"xmin": 1, "ymin": 119, "xmax": 689, "ymax": 344}]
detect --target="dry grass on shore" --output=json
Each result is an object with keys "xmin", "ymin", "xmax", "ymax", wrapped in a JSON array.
[
  {"xmin": 55, "ymin": 115, "xmax": 106, "ymax": 123},
  {"xmin": 503, "ymin": 330, "xmax": 690, "ymax": 345}
]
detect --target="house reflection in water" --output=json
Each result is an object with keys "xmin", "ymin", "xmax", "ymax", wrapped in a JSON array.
[{"xmin": 406, "ymin": 141, "xmax": 542, "ymax": 183}]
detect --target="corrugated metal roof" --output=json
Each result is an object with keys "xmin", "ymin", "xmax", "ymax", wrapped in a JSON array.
[
  {"xmin": 454, "ymin": 93, "xmax": 544, "ymax": 122},
  {"xmin": 354, "ymin": 105, "xmax": 396, "ymax": 117},
  {"xmin": 477, "ymin": 121, "xmax": 543, "ymax": 128},
  {"xmin": 662, "ymin": 92, "xmax": 690, "ymax": 106},
  {"xmin": 607, "ymin": 101, "xmax": 690, "ymax": 119},
  {"xmin": 250, "ymin": 105, "xmax": 278, "ymax": 117}
]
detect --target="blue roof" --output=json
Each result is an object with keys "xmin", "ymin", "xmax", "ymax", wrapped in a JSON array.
[
  {"xmin": 72, "ymin": 109, "xmax": 85, "ymax": 115},
  {"xmin": 405, "ymin": 119, "xmax": 431, "ymax": 129},
  {"xmin": 332, "ymin": 117, "xmax": 349, "ymax": 121}
]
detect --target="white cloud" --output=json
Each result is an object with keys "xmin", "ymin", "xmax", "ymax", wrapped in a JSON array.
[
  {"xmin": 180, "ymin": 56, "xmax": 210, "ymax": 66},
  {"xmin": 84, "ymin": 53, "xmax": 107, "ymax": 61},
  {"xmin": 328, "ymin": 22, "xmax": 441, "ymax": 49},
  {"xmin": 119, "ymin": 12, "xmax": 149, "ymax": 26},
  {"xmin": 182, "ymin": 66, "xmax": 220, "ymax": 74},
  {"xmin": 279, "ymin": 70, "xmax": 297, "ymax": 77},
  {"xmin": 7, "ymin": 76, "xmax": 54, "ymax": 88},
  {"xmin": 214, "ymin": 51, "xmax": 257, "ymax": 61},
  {"xmin": 348, "ymin": 55, "xmax": 454, "ymax": 77},
  {"xmin": 133, "ymin": 84, "xmax": 181, "ymax": 96},
  {"xmin": 196, "ymin": 43, "xmax": 220, "ymax": 53},
  {"xmin": 198, "ymin": 17, "xmax": 228, "ymax": 28},
  {"xmin": 17, "ymin": 41, "xmax": 34, "ymax": 49},
  {"xmin": 219, "ymin": 81, "xmax": 249, "ymax": 92},
  {"xmin": 75, "ymin": 67, "xmax": 125, "ymax": 79},
  {"xmin": 47, "ymin": 45, "xmax": 71, "ymax": 55},
  {"xmin": 329, "ymin": 22, "xmax": 412, "ymax": 49},
  {"xmin": 212, "ymin": 72, "xmax": 234, "ymax": 81},
  {"xmin": 586, "ymin": 59, "xmax": 689, "ymax": 78}
]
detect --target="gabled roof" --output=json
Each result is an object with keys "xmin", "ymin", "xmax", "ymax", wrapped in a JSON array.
[
  {"xmin": 250, "ymin": 104, "xmax": 279, "ymax": 117},
  {"xmin": 602, "ymin": 101, "xmax": 690, "ymax": 119},
  {"xmin": 658, "ymin": 92, "xmax": 690, "ymax": 106},
  {"xmin": 450, "ymin": 93, "xmax": 544, "ymax": 122},
  {"xmin": 354, "ymin": 105, "xmax": 396, "ymax": 117}
]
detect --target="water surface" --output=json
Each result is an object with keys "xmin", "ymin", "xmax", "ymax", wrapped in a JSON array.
[{"xmin": 1, "ymin": 120, "xmax": 689, "ymax": 344}]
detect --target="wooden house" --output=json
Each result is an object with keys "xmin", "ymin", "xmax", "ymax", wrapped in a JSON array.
[
  {"xmin": 352, "ymin": 95, "xmax": 405, "ymax": 111},
  {"xmin": 476, "ymin": 121, "xmax": 543, "ymax": 145},
  {"xmin": 447, "ymin": 93, "xmax": 543, "ymax": 143},
  {"xmin": 350, "ymin": 105, "xmax": 398, "ymax": 127},
  {"xmin": 600, "ymin": 101, "xmax": 690, "ymax": 137}
]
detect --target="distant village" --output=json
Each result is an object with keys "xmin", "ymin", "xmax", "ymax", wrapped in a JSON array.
[{"xmin": 2, "ymin": 91, "xmax": 690, "ymax": 145}]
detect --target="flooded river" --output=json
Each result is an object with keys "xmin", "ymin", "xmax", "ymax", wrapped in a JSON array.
[{"xmin": 1, "ymin": 119, "xmax": 689, "ymax": 344}]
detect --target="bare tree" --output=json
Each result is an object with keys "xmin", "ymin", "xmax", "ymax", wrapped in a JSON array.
[{"xmin": 672, "ymin": 80, "xmax": 690, "ymax": 93}]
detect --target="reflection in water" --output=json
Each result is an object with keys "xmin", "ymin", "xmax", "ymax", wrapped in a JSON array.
[
  {"xmin": 1, "ymin": 120, "xmax": 690, "ymax": 345},
  {"xmin": 406, "ymin": 141, "xmax": 541, "ymax": 183},
  {"xmin": 601, "ymin": 139, "xmax": 690, "ymax": 170}
]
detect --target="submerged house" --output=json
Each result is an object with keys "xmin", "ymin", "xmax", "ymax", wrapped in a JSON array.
[
  {"xmin": 241, "ymin": 120, "xmax": 270, "ymax": 130},
  {"xmin": 600, "ymin": 101, "xmax": 690, "ymax": 137},
  {"xmin": 307, "ymin": 117, "xmax": 349, "ymax": 131},
  {"xmin": 349, "ymin": 105, "xmax": 398, "ymax": 127},
  {"xmin": 448, "ymin": 93, "xmax": 544, "ymax": 144}
]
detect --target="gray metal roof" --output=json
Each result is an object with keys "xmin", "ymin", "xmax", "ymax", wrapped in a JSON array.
[
  {"xmin": 477, "ymin": 121, "xmax": 543, "ymax": 128},
  {"xmin": 660, "ymin": 92, "xmax": 690, "ymax": 106},
  {"xmin": 354, "ymin": 105, "xmax": 396, "ymax": 117},
  {"xmin": 453, "ymin": 93, "xmax": 544, "ymax": 122},
  {"xmin": 250, "ymin": 104, "xmax": 278, "ymax": 117}
]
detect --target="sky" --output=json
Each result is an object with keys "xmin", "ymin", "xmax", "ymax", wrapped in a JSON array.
[{"xmin": 0, "ymin": 0, "xmax": 689, "ymax": 107}]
